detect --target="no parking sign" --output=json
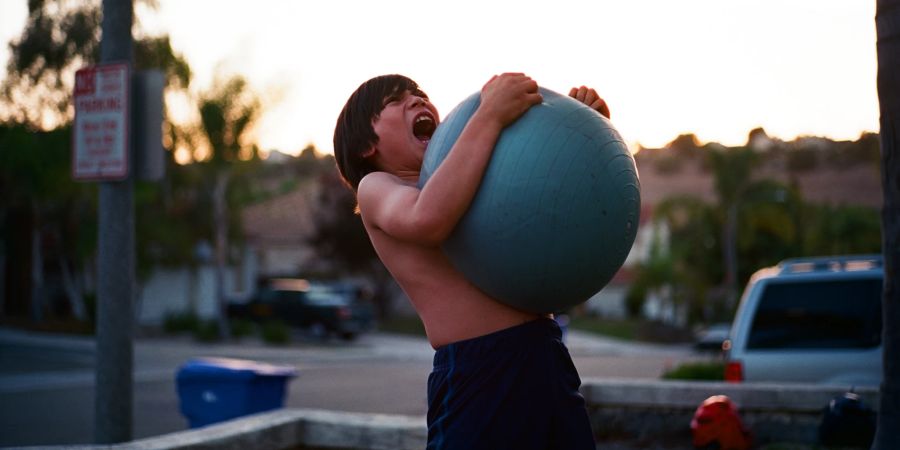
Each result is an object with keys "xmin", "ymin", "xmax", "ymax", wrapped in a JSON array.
[{"xmin": 73, "ymin": 63, "xmax": 129, "ymax": 181}]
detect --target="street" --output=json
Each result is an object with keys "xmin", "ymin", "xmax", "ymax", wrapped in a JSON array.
[{"xmin": 0, "ymin": 326, "xmax": 695, "ymax": 447}]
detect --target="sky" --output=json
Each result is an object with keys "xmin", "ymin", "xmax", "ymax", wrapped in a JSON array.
[{"xmin": 0, "ymin": 0, "xmax": 880, "ymax": 157}]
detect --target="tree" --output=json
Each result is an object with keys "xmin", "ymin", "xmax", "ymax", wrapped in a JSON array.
[
  {"xmin": 707, "ymin": 146, "xmax": 761, "ymax": 309},
  {"xmin": 1, "ymin": 0, "xmax": 191, "ymax": 324},
  {"xmin": 196, "ymin": 75, "xmax": 261, "ymax": 338},
  {"xmin": 652, "ymin": 196, "xmax": 722, "ymax": 322},
  {"xmin": 1, "ymin": 0, "xmax": 190, "ymax": 128},
  {"xmin": 734, "ymin": 180, "xmax": 804, "ymax": 281},
  {"xmin": 874, "ymin": 0, "xmax": 900, "ymax": 448},
  {"xmin": 0, "ymin": 124, "xmax": 96, "ymax": 321},
  {"xmin": 801, "ymin": 204, "xmax": 881, "ymax": 257},
  {"xmin": 666, "ymin": 133, "xmax": 702, "ymax": 156}
]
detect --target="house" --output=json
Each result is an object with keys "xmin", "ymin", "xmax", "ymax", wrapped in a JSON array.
[
  {"xmin": 241, "ymin": 179, "xmax": 321, "ymax": 278},
  {"xmin": 584, "ymin": 205, "xmax": 666, "ymax": 319}
]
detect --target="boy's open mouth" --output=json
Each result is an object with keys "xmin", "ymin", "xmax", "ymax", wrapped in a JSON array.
[{"xmin": 413, "ymin": 112, "xmax": 437, "ymax": 144}]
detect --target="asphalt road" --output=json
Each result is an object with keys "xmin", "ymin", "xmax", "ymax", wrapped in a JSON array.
[{"xmin": 0, "ymin": 326, "xmax": 695, "ymax": 448}]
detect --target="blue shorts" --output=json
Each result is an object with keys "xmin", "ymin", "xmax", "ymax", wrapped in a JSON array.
[{"xmin": 426, "ymin": 317, "xmax": 595, "ymax": 450}]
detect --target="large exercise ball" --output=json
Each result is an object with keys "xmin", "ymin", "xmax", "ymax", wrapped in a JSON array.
[{"xmin": 418, "ymin": 87, "xmax": 640, "ymax": 314}]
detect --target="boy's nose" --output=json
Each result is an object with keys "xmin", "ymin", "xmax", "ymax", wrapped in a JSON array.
[{"xmin": 409, "ymin": 96, "xmax": 427, "ymax": 107}]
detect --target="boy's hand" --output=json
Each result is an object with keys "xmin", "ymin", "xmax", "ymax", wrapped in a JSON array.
[
  {"xmin": 477, "ymin": 73, "xmax": 543, "ymax": 129},
  {"xmin": 569, "ymin": 86, "xmax": 610, "ymax": 119}
]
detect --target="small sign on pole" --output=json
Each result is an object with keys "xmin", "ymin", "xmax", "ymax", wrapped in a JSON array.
[
  {"xmin": 132, "ymin": 69, "xmax": 165, "ymax": 181},
  {"xmin": 73, "ymin": 62, "xmax": 130, "ymax": 181}
]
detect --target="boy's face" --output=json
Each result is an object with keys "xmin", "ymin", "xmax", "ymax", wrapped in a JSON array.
[{"xmin": 370, "ymin": 89, "xmax": 440, "ymax": 173}]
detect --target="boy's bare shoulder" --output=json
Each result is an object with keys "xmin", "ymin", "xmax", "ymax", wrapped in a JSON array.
[
  {"xmin": 358, "ymin": 171, "xmax": 398, "ymax": 202},
  {"xmin": 358, "ymin": 170, "xmax": 395, "ymax": 189},
  {"xmin": 359, "ymin": 171, "xmax": 417, "ymax": 197}
]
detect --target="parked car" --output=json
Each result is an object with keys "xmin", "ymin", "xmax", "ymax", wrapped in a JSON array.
[
  {"xmin": 725, "ymin": 254, "xmax": 883, "ymax": 386},
  {"xmin": 693, "ymin": 323, "xmax": 731, "ymax": 352},
  {"xmin": 228, "ymin": 279, "xmax": 374, "ymax": 340}
]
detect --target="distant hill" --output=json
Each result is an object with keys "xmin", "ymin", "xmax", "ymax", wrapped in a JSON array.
[{"xmin": 634, "ymin": 130, "xmax": 881, "ymax": 209}]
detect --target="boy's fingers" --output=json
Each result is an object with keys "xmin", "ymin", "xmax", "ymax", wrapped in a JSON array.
[
  {"xmin": 568, "ymin": 86, "xmax": 579, "ymax": 100},
  {"xmin": 594, "ymin": 99, "xmax": 611, "ymax": 119},
  {"xmin": 578, "ymin": 86, "xmax": 590, "ymax": 102},
  {"xmin": 569, "ymin": 86, "xmax": 610, "ymax": 118}
]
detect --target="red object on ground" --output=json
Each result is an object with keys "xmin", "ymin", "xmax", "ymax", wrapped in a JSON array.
[{"xmin": 690, "ymin": 395, "xmax": 752, "ymax": 450}]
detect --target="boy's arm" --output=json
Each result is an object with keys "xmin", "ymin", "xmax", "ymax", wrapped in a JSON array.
[{"xmin": 358, "ymin": 73, "xmax": 542, "ymax": 247}]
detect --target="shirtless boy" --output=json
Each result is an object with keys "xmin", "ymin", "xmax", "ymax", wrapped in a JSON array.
[{"xmin": 334, "ymin": 73, "xmax": 608, "ymax": 450}]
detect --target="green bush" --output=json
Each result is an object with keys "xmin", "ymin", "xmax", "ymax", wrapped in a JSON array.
[
  {"xmin": 230, "ymin": 319, "xmax": 256, "ymax": 339},
  {"xmin": 661, "ymin": 361, "xmax": 725, "ymax": 381},
  {"xmin": 163, "ymin": 311, "xmax": 200, "ymax": 334},
  {"xmin": 261, "ymin": 320, "xmax": 291, "ymax": 345},
  {"xmin": 192, "ymin": 320, "xmax": 221, "ymax": 343}
]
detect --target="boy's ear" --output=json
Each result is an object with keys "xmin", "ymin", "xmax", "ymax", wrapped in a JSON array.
[{"xmin": 361, "ymin": 146, "xmax": 376, "ymax": 159}]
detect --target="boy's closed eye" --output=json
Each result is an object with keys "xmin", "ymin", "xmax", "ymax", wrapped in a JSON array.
[
  {"xmin": 383, "ymin": 94, "xmax": 403, "ymax": 106},
  {"xmin": 383, "ymin": 89, "xmax": 429, "ymax": 107}
]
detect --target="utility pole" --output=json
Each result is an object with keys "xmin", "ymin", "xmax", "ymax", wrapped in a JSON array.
[
  {"xmin": 95, "ymin": 0, "xmax": 134, "ymax": 443},
  {"xmin": 874, "ymin": 0, "xmax": 900, "ymax": 448}
]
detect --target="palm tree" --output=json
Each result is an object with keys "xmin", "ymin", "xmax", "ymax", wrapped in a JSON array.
[
  {"xmin": 707, "ymin": 146, "xmax": 760, "ymax": 309},
  {"xmin": 198, "ymin": 76, "xmax": 261, "ymax": 338},
  {"xmin": 874, "ymin": 0, "xmax": 900, "ymax": 448}
]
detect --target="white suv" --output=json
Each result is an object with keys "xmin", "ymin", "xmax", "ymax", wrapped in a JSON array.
[{"xmin": 725, "ymin": 254, "xmax": 883, "ymax": 386}]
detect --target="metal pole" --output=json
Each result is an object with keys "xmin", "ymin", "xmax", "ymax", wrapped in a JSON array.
[
  {"xmin": 95, "ymin": 0, "xmax": 134, "ymax": 443},
  {"xmin": 875, "ymin": 1, "xmax": 900, "ymax": 448}
]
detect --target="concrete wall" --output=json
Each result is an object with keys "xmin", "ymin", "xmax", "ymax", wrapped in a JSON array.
[
  {"xmin": 29, "ymin": 379, "xmax": 878, "ymax": 450},
  {"xmin": 582, "ymin": 378, "xmax": 878, "ymax": 446},
  {"xmin": 35, "ymin": 409, "xmax": 426, "ymax": 450}
]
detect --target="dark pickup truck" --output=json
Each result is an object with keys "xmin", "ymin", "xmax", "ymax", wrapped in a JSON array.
[{"xmin": 228, "ymin": 279, "xmax": 374, "ymax": 340}]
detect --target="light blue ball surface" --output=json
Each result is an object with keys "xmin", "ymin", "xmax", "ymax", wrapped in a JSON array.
[{"xmin": 418, "ymin": 87, "xmax": 641, "ymax": 314}]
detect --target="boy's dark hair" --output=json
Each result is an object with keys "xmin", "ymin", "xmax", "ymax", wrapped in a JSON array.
[{"xmin": 333, "ymin": 74, "xmax": 426, "ymax": 191}]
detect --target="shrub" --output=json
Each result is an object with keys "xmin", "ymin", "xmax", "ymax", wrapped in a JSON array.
[
  {"xmin": 192, "ymin": 320, "xmax": 221, "ymax": 342},
  {"xmin": 661, "ymin": 361, "xmax": 725, "ymax": 381},
  {"xmin": 230, "ymin": 319, "xmax": 256, "ymax": 339},
  {"xmin": 261, "ymin": 320, "xmax": 290, "ymax": 345},
  {"xmin": 163, "ymin": 311, "xmax": 200, "ymax": 334}
]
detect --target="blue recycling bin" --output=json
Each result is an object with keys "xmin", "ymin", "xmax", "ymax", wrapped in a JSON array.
[{"xmin": 176, "ymin": 357, "xmax": 297, "ymax": 428}]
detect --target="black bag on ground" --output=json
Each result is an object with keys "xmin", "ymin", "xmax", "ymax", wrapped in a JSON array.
[{"xmin": 818, "ymin": 390, "xmax": 876, "ymax": 448}]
